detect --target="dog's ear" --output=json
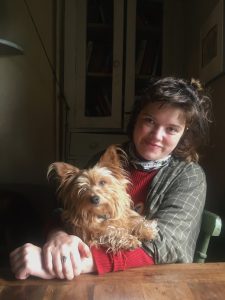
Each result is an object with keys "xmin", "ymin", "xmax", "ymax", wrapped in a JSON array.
[
  {"xmin": 47, "ymin": 162, "xmax": 80, "ymax": 185},
  {"xmin": 98, "ymin": 144, "xmax": 121, "ymax": 168},
  {"xmin": 98, "ymin": 144, "xmax": 129, "ymax": 183}
]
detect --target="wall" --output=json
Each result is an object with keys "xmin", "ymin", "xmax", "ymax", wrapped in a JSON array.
[
  {"xmin": 182, "ymin": 0, "xmax": 225, "ymax": 217},
  {"xmin": 0, "ymin": 0, "xmax": 56, "ymax": 184},
  {"xmin": 164, "ymin": 0, "xmax": 225, "ymax": 217},
  {"xmin": 203, "ymin": 77, "xmax": 225, "ymax": 214}
]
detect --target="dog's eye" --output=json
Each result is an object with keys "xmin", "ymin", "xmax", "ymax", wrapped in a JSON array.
[{"xmin": 99, "ymin": 180, "xmax": 106, "ymax": 186}]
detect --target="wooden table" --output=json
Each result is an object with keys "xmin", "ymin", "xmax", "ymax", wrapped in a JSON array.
[{"xmin": 0, "ymin": 263, "xmax": 225, "ymax": 299}]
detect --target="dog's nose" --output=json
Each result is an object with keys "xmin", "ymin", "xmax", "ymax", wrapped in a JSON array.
[{"xmin": 90, "ymin": 195, "xmax": 100, "ymax": 204}]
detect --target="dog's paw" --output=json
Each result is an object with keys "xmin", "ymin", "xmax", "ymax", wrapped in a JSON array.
[
  {"xmin": 95, "ymin": 226, "xmax": 143, "ymax": 252},
  {"xmin": 127, "ymin": 237, "xmax": 142, "ymax": 250},
  {"xmin": 133, "ymin": 219, "xmax": 158, "ymax": 241},
  {"xmin": 146, "ymin": 219, "xmax": 158, "ymax": 239}
]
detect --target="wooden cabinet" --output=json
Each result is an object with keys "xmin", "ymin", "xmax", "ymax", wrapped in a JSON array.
[
  {"xmin": 68, "ymin": 132, "xmax": 129, "ymax": 167},
  {"xmin": 64, "ymin": 0, "xmax": 163, "ymax": 165}
]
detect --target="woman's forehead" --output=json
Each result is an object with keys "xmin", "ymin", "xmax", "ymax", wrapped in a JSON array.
[{"xmin": 140, "ymin": 102, "xmax": 186, "ymax": 124}]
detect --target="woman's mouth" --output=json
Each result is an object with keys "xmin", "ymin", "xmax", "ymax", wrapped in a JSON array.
[{"xmin": 143, "ymin": 140, "xmax": 162, "ymax": 149}]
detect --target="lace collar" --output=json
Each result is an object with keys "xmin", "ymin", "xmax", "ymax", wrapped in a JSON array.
[{"xmin": 128, "ymin": 142, "xmax": 171, "ymax": 171}]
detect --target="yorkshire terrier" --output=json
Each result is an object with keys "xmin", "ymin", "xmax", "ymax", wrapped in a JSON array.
[{"xmin": 48, "ymin": 145, "xmax": 157, "ymax": 253}]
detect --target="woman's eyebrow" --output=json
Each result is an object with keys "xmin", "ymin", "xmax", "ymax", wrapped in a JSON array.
[
  {"xmin": 143, "ymin": 114, "xmax": 184, "ymax": 128},
  {"xmin": 142, "ymin": 112, "xmax": 153, "ymax": 117},
  {"xmin": 168, "ymin": 124, "xmax": 183, "ymax": 129}
]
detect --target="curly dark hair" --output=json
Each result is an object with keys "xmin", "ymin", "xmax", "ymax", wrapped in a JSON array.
[{"xmin": 127, "ymin": 77, "xmax": 212, "ymax": 162}]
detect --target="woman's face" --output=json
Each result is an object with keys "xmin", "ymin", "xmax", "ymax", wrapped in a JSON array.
[{"xmin": 133, "ymin": 102, "xmax": 186, "ymax": 160}]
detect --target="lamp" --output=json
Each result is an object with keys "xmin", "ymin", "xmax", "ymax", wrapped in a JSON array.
[{"xmin": 0, "ymin": 38, "xmax": 23, "ymax": 55}]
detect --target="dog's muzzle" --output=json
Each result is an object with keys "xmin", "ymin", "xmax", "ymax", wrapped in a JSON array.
[{"xmin": 90, "ymin": 195, "xmax": 100, "ymax": 204}]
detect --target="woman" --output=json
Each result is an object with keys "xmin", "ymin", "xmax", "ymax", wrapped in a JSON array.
[{"xmin": 10, "ymin": 77, "xmax": 212, "ymax": 280}]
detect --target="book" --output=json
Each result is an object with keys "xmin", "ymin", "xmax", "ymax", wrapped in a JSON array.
[
  {"xmin": 135, "ymin": 40, "xmax": 147, "ymax": 74},
  {"xmin": 87, "ymin": 0, "xmax": 101, "ymax": 23},
  {"xmin": 97, "ymin": 0, "xmax": 113, "ymax": 24},
  {"xmin": 151, "ymin": 46, "xmax": 160, "ymax": 76},
  {"xmin": 88, "ymin": 42, "xmax": 112, "ymax": 73},
  {"xmin": 140, "ymin": 41, "xmax": 156, "ymax": 75},
  {"xmin": 101, "ymin": 87, "xmax": 112, "ymax": 115},
  {"xmin": 86, "ymin": 41, "xmax": 94, "ymax": 69},
  {"xmin": 88, "ymin": 42, "xmax": 105, "ymax": 72}
]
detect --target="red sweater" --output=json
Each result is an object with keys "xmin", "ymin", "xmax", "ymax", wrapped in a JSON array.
[{"xmin": 92, "ymin": 167, "xmax": 158, "ymax": 274}]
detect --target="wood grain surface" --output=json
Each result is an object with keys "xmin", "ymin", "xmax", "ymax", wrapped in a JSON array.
[{"xmin": 1, "ymin": 263, "xmax": 225, "ymax": 299}]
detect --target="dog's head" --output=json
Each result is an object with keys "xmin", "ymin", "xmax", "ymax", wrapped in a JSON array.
[{"xmin": 47, "ymin": 145, "xmax": 132, "ymax": 220}]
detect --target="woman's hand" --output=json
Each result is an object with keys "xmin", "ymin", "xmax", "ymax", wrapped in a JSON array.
[
  {"xmin": 42, "ymin": 230, "xmax": 96, "ymax": 280},
  {"xmin": 10, "ymin": 231, "xmax": 96, "ymax": 280},
  {"xmin": 10, "ymin": 243, "xmax": 54, "ymax": 280}
]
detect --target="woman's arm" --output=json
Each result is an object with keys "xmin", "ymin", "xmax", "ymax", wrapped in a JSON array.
[
  {"xmin": 91, "ymin": 246, "xmax": 154, "ymax": 274},
  {"xmin": 43, "ymin": 229, "xmax": 154, "ymax": 277},
  {"xmin": 143, "ymin": 162, "xmax": 206, "ymax": 264}
]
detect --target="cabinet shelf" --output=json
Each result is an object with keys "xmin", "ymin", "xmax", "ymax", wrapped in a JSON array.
[
  {"xmin": 0, "ymin": 39, "xmax": 24, "ymax": 55},
  {"xmin": 87, "ymin": 72, "xmax": 112, "ymax": 78},
  {"xmin": 88, "ymin": 23, "xmax": 113, "ymax": 30}
]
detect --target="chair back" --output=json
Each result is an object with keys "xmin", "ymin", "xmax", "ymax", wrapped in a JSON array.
[{"xmin": 194, "ymin": 210, "xmax": 222, "ymax": 263}]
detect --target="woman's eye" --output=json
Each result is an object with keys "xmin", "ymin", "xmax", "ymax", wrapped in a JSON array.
[
  {"xmin": 143, "ymin": 117, "xmax": 154, "ymax": 124},
  {"xmin": 167, "ymin": 127, "xmax": 178, "ymax": 134},
  {"xmin": 99, "ymin": 180, "xmax": 106, "ymax": 186}
]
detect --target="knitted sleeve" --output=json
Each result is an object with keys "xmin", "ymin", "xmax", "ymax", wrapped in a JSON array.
[
  {"xmin": 143, "ymin": 162, "xmax": 206, "ymax": 264},
  {"xmin": 91, "ymin": 246, "xmax": 154, "ymax": 275}
]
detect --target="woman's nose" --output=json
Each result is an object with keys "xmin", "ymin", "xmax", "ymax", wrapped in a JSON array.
[{"xmin": 150, "ymin": 126, "xmax": 165, "ymax": 139}]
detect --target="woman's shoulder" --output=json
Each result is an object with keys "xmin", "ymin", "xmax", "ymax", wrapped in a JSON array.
[
  {"xmin": 167, "ymin": 156, "xmax": 206, "ymax": 180},
  {"xmin": 151, "ymin": 157, "xmax": 206, "ymax": 196},
  {"xmin": 170, "ymin": 156, "xmax": 204, "ymax": 170}
]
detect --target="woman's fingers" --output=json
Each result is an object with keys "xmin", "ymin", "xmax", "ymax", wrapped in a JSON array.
[
  {"xmin": 42, "ymin": 232, "xmax": 91, "ymax": 279},
  {"xmin": 61, "ymin": 253, "xmax": 75, "ymax": 280},
  {"xmin": 78, "ymin": 240, "xmax": 92, "ymax": 258},
  {"xmin": 10, "ymin": 243, "xmax": 32, "ymax": 276},
  {"xmin": 70, "ymin": 244, "xmax": 82, "ymax": 277},
  {"xmin": 42, "ymin": 246, "xmax": 54, "ymax": 276},
  {"xmin": 9, "ymin": 243, "xmax": 54, "ymax": 280}
]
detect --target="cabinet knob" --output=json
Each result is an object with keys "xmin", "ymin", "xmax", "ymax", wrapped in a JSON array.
[{"xmin": 113, "ymin": 60, "xmax": 120, "ymax": 68}]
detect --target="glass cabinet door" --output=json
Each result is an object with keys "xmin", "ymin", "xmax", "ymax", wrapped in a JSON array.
[
  {"xmin": 124, "ymin": 0, "xmax": 163, "ymax": 117},
  {"xmin": 64, "ymin": 0, "xmax": 124, "ymax": 130}
]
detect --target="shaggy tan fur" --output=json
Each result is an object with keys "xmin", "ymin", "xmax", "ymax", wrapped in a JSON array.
[{"xmin": 48, "ymin": 145, "xmax": 157, "ymax": 253}]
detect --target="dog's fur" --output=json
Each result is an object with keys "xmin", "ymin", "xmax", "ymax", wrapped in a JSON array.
[{"xmin": 48, "ymin": 145, "xmax": 157, "ymax": 253}]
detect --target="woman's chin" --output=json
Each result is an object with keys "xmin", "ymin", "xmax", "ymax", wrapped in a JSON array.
[
  {"xmin": 134, "ymin": 145, "xmax": 163, "ymax": 161},
  {"xmin": 138, "ymin": 151, "xmax": 160, "ymax": 161}
]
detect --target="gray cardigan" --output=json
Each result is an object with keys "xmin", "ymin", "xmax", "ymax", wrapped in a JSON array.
[{"xmin": 88, "ymin": 145, "xmax": 206, "ymax": 264}]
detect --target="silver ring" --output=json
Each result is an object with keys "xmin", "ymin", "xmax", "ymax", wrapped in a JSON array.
[{"xmin": 62, "ymin": 255, "xmax": 67, "ymax": 264}]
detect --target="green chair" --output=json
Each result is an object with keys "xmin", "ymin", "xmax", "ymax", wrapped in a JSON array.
[{"xmin": 194, "ymin": 210, "xmax": 222, "ymax": 263}]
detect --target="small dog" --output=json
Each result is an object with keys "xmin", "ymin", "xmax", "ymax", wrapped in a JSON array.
[{"xmin": 48, "ymin": 145, "xmax": 157, "ymax": 253}]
